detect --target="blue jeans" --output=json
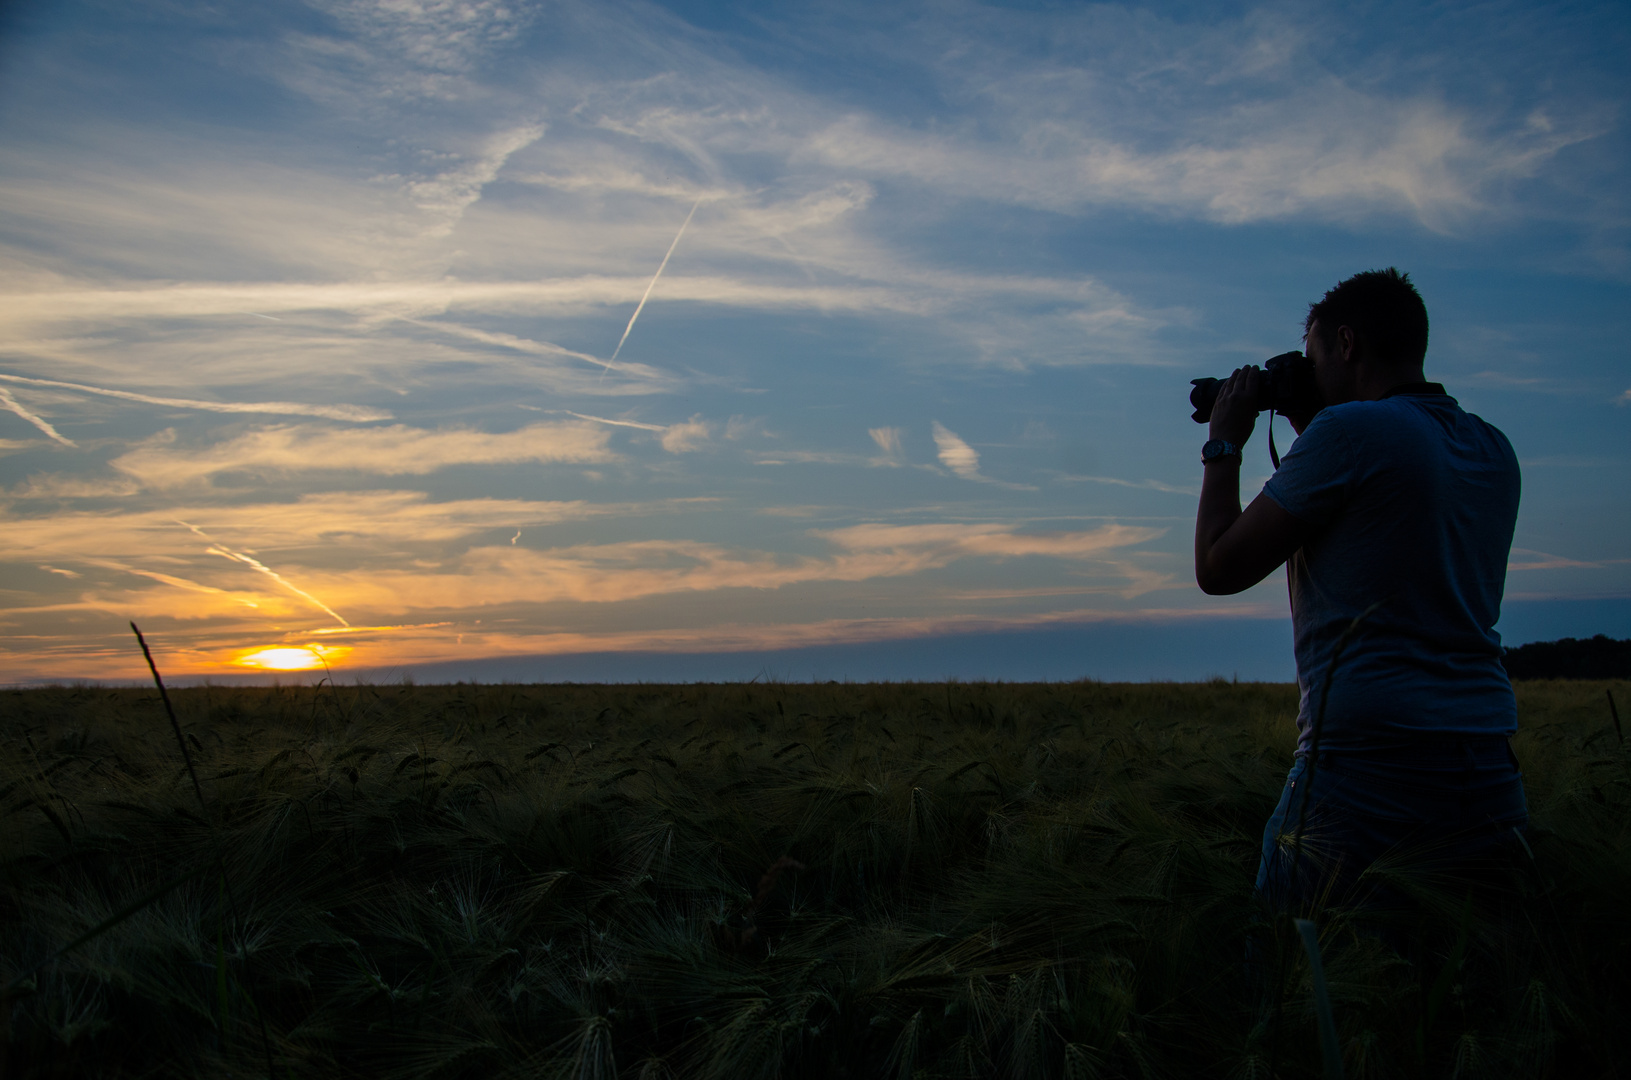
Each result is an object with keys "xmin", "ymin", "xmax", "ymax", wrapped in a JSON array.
[{"xmin": 1255, "ymin": 737, "xmax": 1529, "ymax": 914}]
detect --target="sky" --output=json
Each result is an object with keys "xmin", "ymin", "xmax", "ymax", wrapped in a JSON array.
[{"xmin": 0, "ymin": 0, "xmax": 1627, "ymax": 684}]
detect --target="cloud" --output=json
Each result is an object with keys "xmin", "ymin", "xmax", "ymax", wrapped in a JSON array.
[
  {"xmin": 659, "ymin": 415, "xmax": 712, "ymax": 453},
  {"xmin": 1506, "ymin": 548, "xmax": 1621, "ymax": 571},
  {"xmin": 276, "ymin": 519, "xmax": 1166, "ymax": 612},
  {"xmin": 818, "ymin": 522, "xmax": 1166, "ymax": 563},
  {"xmin": 931, "ymin": 422, "xmax": 982, "ymax": 480},
  {"xmin": 401, "ymin": 124, "xmax": 546, "ymax": 237},
  {"xmin": 109, "ymin": 421, "xmax": 615, "ymax": 486},
  {"xmin": 6, "ymin": 473, "xmax": 142, "ymax": 499},
  {"xmin": 1, "ymin": 505, "xmax": 1165, "ymax": 633},
  {"xmin": 400, "ymin": 319, "xmax": 668, "ymax": 384},
  {"xmin": 0, "ymin": 372, "xmax": 392, "ymax": 422},
  {"xmin": 292, "ymin": 0, "xmax": 534, "ymax": 102},
  {"xmin": 0, "ymin": 492, "xmax": 718, "ymax": 573},
  {"xmin": 787, "ymin": 7, "xmax": 1608, "ymax": 232},
  {"xmin": 1050, "ymin": 473, "xmax": 1198, "ymax": 496},
  {"xmin": 566, "ymin": 410, "xmax": 714, "ymax": 452},
  {"xmin": 869, "ymin": 426, "xmax": 904, "ymax": 465}
]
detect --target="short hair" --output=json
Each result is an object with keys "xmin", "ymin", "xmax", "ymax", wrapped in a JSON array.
[{"xmin": 1304, "ymin": 267, "xmax": 1429, "ymax": 368}]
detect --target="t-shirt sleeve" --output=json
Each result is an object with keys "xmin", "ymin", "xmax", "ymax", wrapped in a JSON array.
[{"xmin": 1261, "ymin": 407, "xmax": 1359, "ymax": 528}]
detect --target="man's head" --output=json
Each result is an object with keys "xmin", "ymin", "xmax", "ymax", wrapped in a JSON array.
[
  {"xmin": 1304, "ymin": 267, "xmax": 1428, "ymax": 367},
  {"xmin": 1304, "ymin": 268, "xmax": 1429, "ymax": 404}
]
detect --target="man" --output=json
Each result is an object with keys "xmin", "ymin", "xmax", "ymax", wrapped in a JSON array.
[{"xmin": 1193, "ymin": 268, "xmax": 1527, "ymax": 914}]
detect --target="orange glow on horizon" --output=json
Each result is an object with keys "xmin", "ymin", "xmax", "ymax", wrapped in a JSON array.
[{"xmin": 236, "ymin": 645, "xmax": 351, "ymax": 671}]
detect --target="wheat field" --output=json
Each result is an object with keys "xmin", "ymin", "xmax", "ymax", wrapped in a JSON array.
[{"xmin": 2, "ymin": 676, "xmax": 1627, "ymax": 1078}]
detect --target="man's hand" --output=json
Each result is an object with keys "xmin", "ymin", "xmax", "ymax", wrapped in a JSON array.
[
  {"xmin": 1209, "ymin": 366, "xmax": 1262, "ymax": 447},
  {"xmin": 1195, "ymin": 363, "xmax": 1310, "ymax": 595}
]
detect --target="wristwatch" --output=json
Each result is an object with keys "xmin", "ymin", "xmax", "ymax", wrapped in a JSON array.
[{"xmin": 1201, "ymin": 438, "xmax": 1242, "ymax": 465}]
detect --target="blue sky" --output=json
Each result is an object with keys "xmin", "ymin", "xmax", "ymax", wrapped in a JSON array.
[{"xmin": 0, "ymin": 0, "xmax": 1626, "ymax": 682}]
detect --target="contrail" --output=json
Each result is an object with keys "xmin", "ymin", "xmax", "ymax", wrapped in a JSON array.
[
  {"xmin": 565, "ymin": 411, "xmax": 665, "ymax": 431},
  {"xmin": 177, "ymin": 520, "xmax": 351, "ymax": 627},
  {"xmin": 0, "ymin": 372, "xmax": 392, "ymax": 422},
  {"xmin": 0, "ymin": 386, "xmax": 76, "ymax": 446},
  {"xmin": 606, "ymin": 196, "xmax": 703, "ymax": 369}
]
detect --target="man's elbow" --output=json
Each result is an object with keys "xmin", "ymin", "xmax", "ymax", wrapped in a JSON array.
[{"xmin": 1195, "ymin": 558, "xmax": 1247, "ymax": 596}]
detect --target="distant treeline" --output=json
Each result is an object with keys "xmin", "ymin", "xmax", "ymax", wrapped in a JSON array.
[{"xmin": 1502, "ymin": 634, "xmax": 1631, "ymax": 679}]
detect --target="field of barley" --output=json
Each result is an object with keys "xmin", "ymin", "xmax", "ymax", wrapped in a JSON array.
[{"xmin": 3, "ymin": 677, "xmax": 1628, "ymax": 1079}]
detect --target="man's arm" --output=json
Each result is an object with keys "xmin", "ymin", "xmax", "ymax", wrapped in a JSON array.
[{"xmin": 1194, "ymin": 367, "xmax": 1311, "ymax": 595}]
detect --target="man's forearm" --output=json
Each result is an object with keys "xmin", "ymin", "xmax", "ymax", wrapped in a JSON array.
[
  {"xmin": 1194, "ymin": 459, "xmax": 1243, "ymax": 585},
  {"xmin": 1191, "ymin": 364, "xmax": 1307, "ymax": 595}
]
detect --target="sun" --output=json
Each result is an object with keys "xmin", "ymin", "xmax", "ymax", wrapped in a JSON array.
[{"xmin": 236, "ymin": 645, "xmax": 349, "ymax": 671}]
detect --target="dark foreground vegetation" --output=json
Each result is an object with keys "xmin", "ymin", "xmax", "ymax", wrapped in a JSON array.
[
  {"xmin": 3, "ymin": 678, "xmax": 1628, "ymax": 1078},
  {"xmin": 1501, "ymin": 635, "xmax": 1631, "ymax": 679}
]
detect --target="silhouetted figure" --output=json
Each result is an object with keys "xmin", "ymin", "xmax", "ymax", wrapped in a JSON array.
[{"xmin": 1193, "ymin": 268, "xmax": 1527, "ymax": 918}]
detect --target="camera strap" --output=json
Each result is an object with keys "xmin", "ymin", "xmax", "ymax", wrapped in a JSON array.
[{"xmin": 1268, "ymin": 409, "xmax": 1282, "ymax": 470}]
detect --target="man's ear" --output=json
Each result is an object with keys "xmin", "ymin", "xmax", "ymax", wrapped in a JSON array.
[{"xmin": 1335, "ymin": 325, "xmax": 1358, "ymax": 364}]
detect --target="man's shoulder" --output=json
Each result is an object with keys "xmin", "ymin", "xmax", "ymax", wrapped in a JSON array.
[
  {"xmin": 1299, "ymin": 394, "xmax": 1516, "ymax": 479},
  {"xmin": 1309, "ymin": 393, "xmax": 1470, "ymax": 442}
]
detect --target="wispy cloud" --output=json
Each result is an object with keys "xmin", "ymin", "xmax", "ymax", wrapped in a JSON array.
[
  {"xmin": 818, "ymin": 522, "xmax": 1166, "ymax": 562},
  {"xmin": 0, "ymin": 372, "xmax": 392, "ymax": 422},
  {"xmin": 1506, "ymin": 548, "xmax": 1631, "ymax": 571},
  {"xmin": 110, "ymin": 422, "xmax": 616, "ymax": 486},
  {"xmin": 869, "ymin": 426, "xmax": 904, "ymax": 465},
  {"xmin": 1050, "ymin": 473, "xmax": 1198, "ymax": 496},
  {"xmin": 399, "ymin": 319, "xmax": 667, "ymax": 384},
  {"xmin": 403, "ymin": 124, "xmax": 546, "ymax": 238},
  {"xmin": 0, "ymin": 491, "xmax": 642, "ymax": 558},
  {"xmin": 294, "ymin": 520, "xmax": 1166, "ymax": 610},
  {"xmin": 567, "ymin": 410, "xmax": 712, "ymax": 452},
  {"xmin": 930, "ymin": 421, "xmax": 981, "ymax": 480},
  {"xmin": 659, "ymin": 415, "xmax": 712, "ymax": 453},
  {"xmin": 5, "ymin": 473, "xmax": 142, "ymax": 499},
  {"xmin": 931, "ymin": 421, "xmax": 1036, "ymax": 489}
]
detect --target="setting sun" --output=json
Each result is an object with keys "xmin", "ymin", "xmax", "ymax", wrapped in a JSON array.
[{"xmin": 237, "ymin": 645, "xmax": 349, "ymax": 671}]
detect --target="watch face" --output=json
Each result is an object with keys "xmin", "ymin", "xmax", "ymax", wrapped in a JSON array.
[{"xmin": 1202, "ymin": 439, "xmax": 1226, "ymax": 459}]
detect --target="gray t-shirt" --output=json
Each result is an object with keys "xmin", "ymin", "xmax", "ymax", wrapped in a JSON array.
[{"xmin": 1261, "ymin": 386, "xmax": 1520, "ymax": 754}]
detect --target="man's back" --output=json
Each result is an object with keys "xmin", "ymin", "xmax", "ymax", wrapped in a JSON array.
[{"xmin": 1264, "ymin": 388, "xmax": 1521, "ymax": 753}]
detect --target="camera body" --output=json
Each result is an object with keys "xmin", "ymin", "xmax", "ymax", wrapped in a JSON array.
[{"xmin": 1189, "ymin": 351, "xmax": 1318, "ymax": 424}]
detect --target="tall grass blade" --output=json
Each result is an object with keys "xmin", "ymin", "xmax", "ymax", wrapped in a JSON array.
[
  {"xmin": 131, "ymin": 622, "xmax": 207, "ymax": 816},
  {"xmin": 129, "ymin": 623, "xmax": 277, "ymax": 1080},
  {"xmin": 1294, "ymin": 919, "xmax": 1343, "ymax": 1080}
]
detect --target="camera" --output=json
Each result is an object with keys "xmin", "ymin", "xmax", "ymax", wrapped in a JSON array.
[{"xmin": 1189, "ymin": 351, "xmax": 1319, "ymax": 424}]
